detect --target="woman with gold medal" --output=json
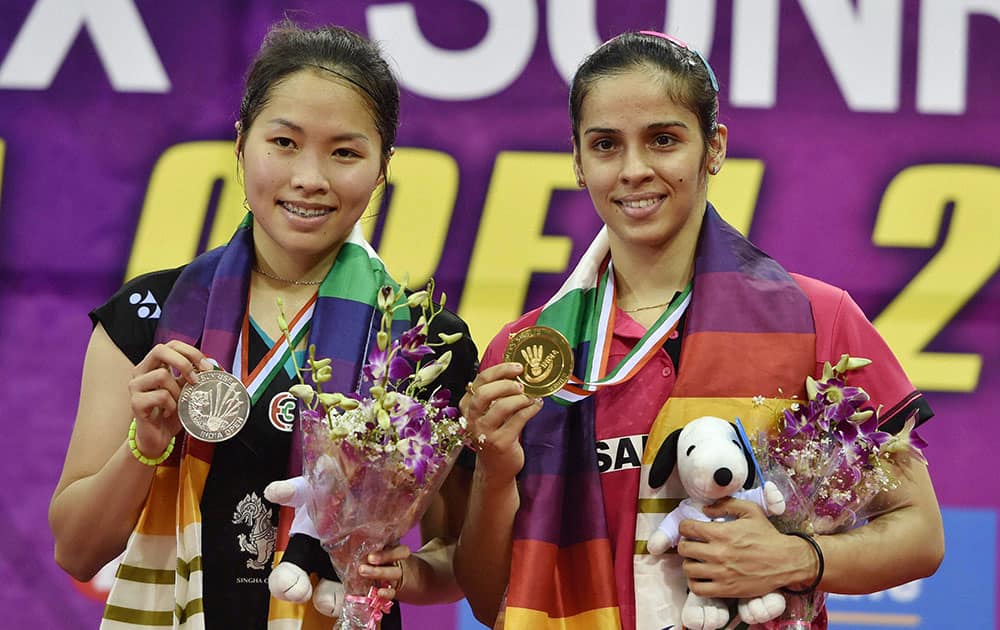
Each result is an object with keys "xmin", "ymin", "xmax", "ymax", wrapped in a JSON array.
[{"xmin": 455, "ymin": 31, "xmax": 943, "ymax": 630}]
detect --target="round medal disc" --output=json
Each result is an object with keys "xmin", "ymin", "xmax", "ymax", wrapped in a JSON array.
[
  {"xmin": 503, "ymin": 326, "xmax": 574, "ymax": 397},
  {"xmin": 177, "ymin": 370, "xmax": 251, "ymax": 443}
]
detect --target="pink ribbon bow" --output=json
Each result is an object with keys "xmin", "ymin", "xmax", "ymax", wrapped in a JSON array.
[{"xmin": 346, "ymin": 586, "xmax": 394, "ymax": 629}]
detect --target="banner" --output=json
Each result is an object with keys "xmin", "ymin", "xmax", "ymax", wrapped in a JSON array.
[{"xmin": 1, "ymin": 1, "xmax": 996, "ymax": 627}]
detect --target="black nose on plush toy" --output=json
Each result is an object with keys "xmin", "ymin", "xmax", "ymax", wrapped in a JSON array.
[{"xmin": 714, "ymin": 468, "xmax": 733, "ymax": 487}]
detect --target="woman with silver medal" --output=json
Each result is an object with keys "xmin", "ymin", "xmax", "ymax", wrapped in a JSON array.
[{"xmin": 49, "ymin": 21, "xmax": 478, "ymax": 630}]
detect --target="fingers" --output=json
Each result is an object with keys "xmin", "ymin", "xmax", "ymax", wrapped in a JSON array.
[
  {"xmin": 134, "ymin": 340, "xmax": 212, "ymax": 386},
  {"xmin": 701, "ymin": 497, "xmax": 767, "ymax": 520},
  {"xmin": 129, "ymin": 341, "xmax": 214, "ymax": 424},
  {"xmin": 462, "ymin": 362, "xmax": 544, "ymax": 439},
  {"xmin": 460, "ymin": 362, "xmax": 525, "ymax": 419},
  {"xmin": 682, "ymin": 556, "xmax": 723, "ymax": 582},
  {"xmin": 360, "ymin": 545, "xmax": 411, "ymax": 599},
  {"xmin": 129, "ymin": 386, "xmax": 181, "ymax": 421},
  {"xmin": 676, "ymin": 537, "xmax": 713, "ymax": 563},
  {"xmin": 477, "ymin": 395, "xmax": 544, "ymax": 450}
]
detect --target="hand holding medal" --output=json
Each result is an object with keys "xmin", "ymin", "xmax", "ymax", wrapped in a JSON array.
[
  {"xmin": 128, "ymin": 340, "xmax": 225, "ymax": 460},
  {"xmin": 502, "ymin": 326, "xmax": 574, "ymax": 398},
  {"xmin": 459, "ymin": 327, "xmax": 573, "ymax": 475}
]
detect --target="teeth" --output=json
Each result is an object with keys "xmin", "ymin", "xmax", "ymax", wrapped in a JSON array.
[
  {"xmin": 620, "ymin": 198, "xmax": 659, "ymax": 209},
  {"xmin": 283, "ymin": 202, "xmax": 331, "ymax": 218}
]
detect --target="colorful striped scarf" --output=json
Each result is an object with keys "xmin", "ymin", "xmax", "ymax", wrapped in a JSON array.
[
  {"xmin": 503, "ymin": 206, "xmax": 817, "ymax": 629},
  {"xmin": 101, "ymin": 215, "xmax": 407, "ymax": 630}
]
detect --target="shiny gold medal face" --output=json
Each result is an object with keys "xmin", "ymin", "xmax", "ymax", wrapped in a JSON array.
[{"xmin": 503, "ymin": 326, "xmax": 574, "ymax": 397}]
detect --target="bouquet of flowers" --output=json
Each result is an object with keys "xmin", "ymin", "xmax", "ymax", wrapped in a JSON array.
[
  {"xmin": 750, "ymin": 355, "xmax": 927, "ymax": 629},
  {"xmin": 281, "ymin": 281, "xmax": 469, "ymax": 629}
]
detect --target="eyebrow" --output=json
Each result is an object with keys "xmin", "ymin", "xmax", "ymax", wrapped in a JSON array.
[
  {"xmin": 265, "ymin": 118, "xmax": 371, "ymax": 144},
  {"xmin": 583, "ymin": 120, "xmax": 689, "ymax": 135}
]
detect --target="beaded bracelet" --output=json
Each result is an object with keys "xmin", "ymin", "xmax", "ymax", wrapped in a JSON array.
[
  {"xmin": 782, "ymin": 532, "xmax": 825, "ymax": 595},
  {"xmin": 128, "ymin": 418, "xmax": 175, "ymax": 466}
]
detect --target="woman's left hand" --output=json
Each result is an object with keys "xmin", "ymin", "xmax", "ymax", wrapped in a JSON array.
[
  {"xmin": 360, "ymin": 545, "xmax": 411, "ymax": 601},
  {"xmin": 676, "ymin": 497, "xmax": 809, "ymax": 599}
]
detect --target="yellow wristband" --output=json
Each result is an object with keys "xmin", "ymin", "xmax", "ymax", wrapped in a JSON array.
[{"xmin": 128, "ymin": 418, "xmax": 175, "ymax": 466}]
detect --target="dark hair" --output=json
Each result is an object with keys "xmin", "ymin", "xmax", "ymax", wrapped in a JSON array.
[
  {"xmin": 569, "ymin": 32, "xmax": 719, "ymax": 152},
  {"xmin": 237, "ymin": 21, "xmax": 399, "ymax": 171}
]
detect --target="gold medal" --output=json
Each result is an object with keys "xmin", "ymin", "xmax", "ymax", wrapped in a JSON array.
[
  {"xmin": 177, "ymin": 370, "xmax": 251, "ymax": 442},
  {"xmin": 503, "ymin": 326, "xmax": 574, "ymax": 397}
]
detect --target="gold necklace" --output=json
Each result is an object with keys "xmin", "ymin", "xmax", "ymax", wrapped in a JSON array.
[
  {"xmin": 252, "ymin": 265, "xmax": 324, "ymax": 286},
  {"xmin": 621, "ymin": 298, "xmax": 674, "ymax": 314}
]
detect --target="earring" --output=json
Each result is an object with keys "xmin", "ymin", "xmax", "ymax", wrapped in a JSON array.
[
  {"xmin": 709, "ymin": 165, "xmax": 719, "ymax": 175},
  {"xmin": 576, "ymin": 177, "xmax": 586, "ymax": 188}
]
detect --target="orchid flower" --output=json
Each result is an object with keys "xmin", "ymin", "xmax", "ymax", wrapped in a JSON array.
[
  {"xmin": 880, "ymin": 414, "xmax": 928, "ymax": 465},
  {"xmin": 279, "ymin": 278, "xmax": 469, "ymax": 483}
]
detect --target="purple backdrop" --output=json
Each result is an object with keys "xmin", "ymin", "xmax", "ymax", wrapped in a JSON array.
[{"xmin": 2, "ymin": 1, "xmax": 997, "ymax": 628}]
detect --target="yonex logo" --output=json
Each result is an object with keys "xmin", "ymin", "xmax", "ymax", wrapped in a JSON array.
[{"xmin": 129, "ymin": 290, "xmax": 160, "ymax": 319}]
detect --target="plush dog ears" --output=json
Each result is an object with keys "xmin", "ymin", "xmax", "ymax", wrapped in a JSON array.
[{"xmin": 648, "ymin": 427, "xmax": 682, "ymax": 488}]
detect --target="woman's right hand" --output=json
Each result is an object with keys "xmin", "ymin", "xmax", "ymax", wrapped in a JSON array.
[
  {"xmin": 128, "ymin": 340, "xmax": 212, "ymax": 457},
  {"xmin": 459, "ymin": 362, "xmax": 544, "ymax": 483}
]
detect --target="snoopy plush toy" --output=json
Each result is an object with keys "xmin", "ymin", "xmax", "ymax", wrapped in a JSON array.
[{"xmin": 646, "ymin": 416, "xmax": 788, "ymax": 630}]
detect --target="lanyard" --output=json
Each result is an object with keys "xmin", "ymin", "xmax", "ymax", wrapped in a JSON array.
[
  {"xmin": 554, "ymin": 262, "xmax": 691, "ymax": 405},
  {"xmin": 233, "ymin": 291, "xmax": 316, "ymax": 405}
]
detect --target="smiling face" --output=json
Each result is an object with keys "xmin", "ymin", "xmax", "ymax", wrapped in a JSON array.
[
  {"xmin": 574, "ymin": 66, "xmax": 726, "ymax": 254},
  {"xmin": 238, "ymin": 68, "xmax": 385, "ymax": 271}
]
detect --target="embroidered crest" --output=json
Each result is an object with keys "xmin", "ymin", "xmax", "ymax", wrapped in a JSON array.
[{"xmin": 232, "ymin": 492, "xmax": 275, "ymax": 570}]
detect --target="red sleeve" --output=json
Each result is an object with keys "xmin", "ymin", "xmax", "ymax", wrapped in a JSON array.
[
  {"xmin": 793, "ymin": 274, "xmax": 933, "ymax": 432},
  {"xmin": 479, "ymin": 308, "xmax": 545, "ymax": 372}
]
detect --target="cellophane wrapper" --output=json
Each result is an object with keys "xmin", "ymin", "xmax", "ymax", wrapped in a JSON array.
[
  {"xmin": 300, "ymin": 408, "xmax": 463, "ymax": 629},
  {"xmin": 752, "ymin": 432, "xmax": 888, "ymax": 630}
]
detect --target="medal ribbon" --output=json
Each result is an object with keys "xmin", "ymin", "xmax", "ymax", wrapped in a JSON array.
[
  {"xmin": 552, "ymin": 262, "xmax": 691, "ymax": 405},
  {"xmin": 233, "ymin": 292, "xmax": 317, "ymax": 405}
]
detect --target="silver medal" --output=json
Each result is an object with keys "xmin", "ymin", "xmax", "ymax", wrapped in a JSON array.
[{"xmin": 177, "ymin": 370, "xmax": 250, "ymax": 442}]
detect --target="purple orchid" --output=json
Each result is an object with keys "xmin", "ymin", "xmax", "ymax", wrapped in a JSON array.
[
  {"xmin": 364, "ymin": 346, "xmax": 389, "ymax": 383},
  {"xmin": 400, "ymin": 417, "xmax": 436, "ymax": 483},
  {"xmin": 881, "ymin": 413, "xmax": 929, "ymax": 464},
  {"xmin": 781, "ymin": 408, "xmax": 812, "ymax": 438},
  {"xmin": 429, "ymin": 388, "xmax": 452, "ymax": 409},
  {"xmin": 815, "ymin": 377, "xmax": 869, "ymax": 407},
  {"xmin": 398, "ymin": 326, "xmax": 434, "ymax": 361},
  {"xmin": 751, "ymin": 354, "xmax": 929, "ymax": 546},
  {"xmin": 387, "ymin": 354, "xmax": 414, "ymax": 382},
  {"xmin": 857, "ymin": 415, "xmax": 891, "ymax": 449},
  {"xmin": 832, "ymin": 418, "xmax": 859, "ymax": 445}
]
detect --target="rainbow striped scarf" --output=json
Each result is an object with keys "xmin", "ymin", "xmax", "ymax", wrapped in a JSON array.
[
  {"xmin": 101, "ymin": 216, "xmax": 407, "ymax": 630},
  {"xmin": 503, "ymin": 206, "xmax": 817, "ymax": 629}
]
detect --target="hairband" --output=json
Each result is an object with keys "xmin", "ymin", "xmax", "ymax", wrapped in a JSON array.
[{"xmin": 637, "ymin": 30, "xmax": 719, "ymax": 93}]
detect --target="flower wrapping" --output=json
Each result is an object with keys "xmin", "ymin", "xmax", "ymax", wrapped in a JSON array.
[
  {"xmin": 750, "ymin": 355, "xmax": 927, "ymax": 629},
  {"xmin": 300, "ymin": 407, "xmax": 463, "ymax": 628},
  {"xmin": 282, "ymin": 281, "xmax": 469, "ymax": 629}
]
